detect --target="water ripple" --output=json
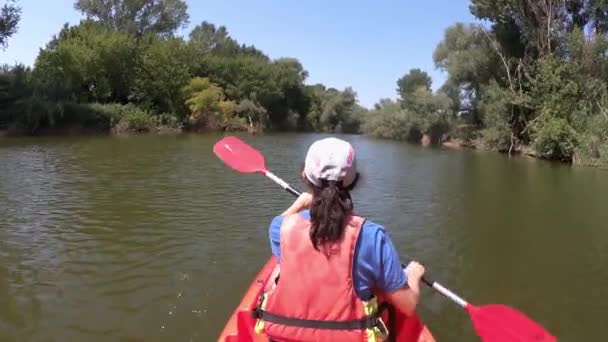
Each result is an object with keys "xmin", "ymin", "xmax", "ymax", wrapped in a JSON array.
[{"xmin": 1, "ymin": 134, "xmax": 607, "ymax": 341}]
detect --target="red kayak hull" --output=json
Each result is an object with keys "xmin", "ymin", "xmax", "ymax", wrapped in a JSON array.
[{"xmin": 218, "ymin": 256, "xmax": 436, "ymax": 342}]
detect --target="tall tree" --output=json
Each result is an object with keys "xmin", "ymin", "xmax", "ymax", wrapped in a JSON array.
[
  {"xmin": 189, "ymin": 21, "xmax": 239, "ymax": 56},
  {"xmin": 397, "ymin": 69, "xmax": 431, "ymax": 98},
  {"xmin": 433, "ymin": 23, "xmax": 500, "ymax": 124},
  {"xmin": 34, "ymin": 22, "xmax": 139, "ymax": 103},
  {"xmin": 0, "ymin": 0, "xmax": 21, "ymax": 49},
  {"xmin": 133, "ymin": 36, "xmax": 192, "ymax": 116},
  {"xmin": 74, "ymin": 0, "xmax": 189, "ymax": 36},
  {"xmin": 397, "ymin": 69, "xmax": 432, "ymax": 108},
  {"xmin": 470, "ymin": 0, "xmax": 566, "ymax": 57}
]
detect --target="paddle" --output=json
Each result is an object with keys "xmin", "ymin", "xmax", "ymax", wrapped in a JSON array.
[
  {"xmin": 213, "ymin": 136, "xmax": 301, "ymax": 197},
  {"xmin": 213, "ymin": 135, "xmax": 556, "ymax": 342}
]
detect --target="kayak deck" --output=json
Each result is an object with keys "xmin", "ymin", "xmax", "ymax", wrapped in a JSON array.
[{"xmin": 218, "ymin": 256, "xmax": 436, "ymax": 342}]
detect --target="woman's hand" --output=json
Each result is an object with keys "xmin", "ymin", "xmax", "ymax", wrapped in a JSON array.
[
  {"xmin": 281, "ymin": 192, "xmax": 313, "ymax": 216},
  {"xmin": 405, "ymin": 261, "xmax": 426, "ymax": 293},
  {"xmin": 294, "ymin": 192, "xmax": 313, "ymax": 210},
  {"xmin": 385, "ymin": 261, "xmax": 426, "ymax": 317}
]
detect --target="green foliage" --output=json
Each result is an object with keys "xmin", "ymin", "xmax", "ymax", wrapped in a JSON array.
[
  {"xmin": 189, "ymin": 41, "xmax": 309, "ymax": 130},
  {"xmin": 0, "ymin": 64, "xmax": 59, "ymax": 132},
  {"xmin": 526, "ymin": 56, "xmax": 606, "ymax": 160},
  {"xmin": 83, "ymin": 102, "xmax": 129, "ymax": 126},
  {"xmin": 34, "ymin": 22, "xmax": 139, "ymax": 103},
  {"xmin": 189, "ymin": 21, "xmax": 240, "ymax": 56},
  {"xmin": 530, "ymin": 56, "xmax": 584, "ymax": 124},
  {"xmin": 1, "ymin": 5, "xmax": 367, "ymax": 135},
  {"xmin": 575, "ymin": 116, "xmax": 608, "ymax": 167},
  {"xmin": 0, "ymin": 0, "xmax": 21, "ymax": 49},
  {"xmin": 74, "ymin": 0, "xmax": 189, "ymax": 36},
  {"xmin": 477, "ymin": 81, "xmax": 513, "ymax": 151},
  {"xmin": 361, "ymin": 99, "xmax": 423, "ymax": 142},
  {"xmin": 362, "ymin": 68, "xmax": 455, "ymax": 145},
  {"xmin": 419, "ymin": 1, "xmax": 608, "ymax": 166},
  {"xmin": 433, "ymin": 23, "xmax": 495, "ymax": 85},
  {"xmin": 182, "ymin": 77, "xmax": 240, "ymax": 131},
  {"xmin": 233, "ymin": 98, "xmax": 268, "ymax": 130},
  {"xmin": 396, "ymin": 68, "xmax": 431, "ymax": 106},
  {"xmin": 433, "ymin": 23, "xmax": 504, "ymax": 125},
  {"xmin": 133, "ymin": 36, "xmax": 192, "ymax": 117},
  {"xmin": 303, "ymin": 84, "xmax": 362, "ymax": 133},
  {"xmin": 114, "ymin": 105, "xmax": 158, "ymax": 132},
  {"xmin": 532, "ymin": 115, "xmax": 578, "ymax": 161}
]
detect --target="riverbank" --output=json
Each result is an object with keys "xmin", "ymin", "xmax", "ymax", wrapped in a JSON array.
[
  {"xmin": 441, "ymin": 137, "xmax": 608, "ymax": 169},
  {"xmin": 2, "ymin": 125, "xmax": 605, "ymax": 169},
  {"xmin": 0, "ymin": 124, "xmax": 183, "ymax": 138}
]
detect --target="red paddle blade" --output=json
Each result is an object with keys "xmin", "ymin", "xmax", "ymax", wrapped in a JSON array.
[
  {"xmin": 467, "ymin": 304, "xmax": 556, "ymax": 342},
  {"xmin": 213, "ymin": 136, "xmax": 267, "ymax": 174}
]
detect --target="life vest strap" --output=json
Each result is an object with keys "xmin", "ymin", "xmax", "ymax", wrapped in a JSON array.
[{"xmin": 253, "ymin": 302, "xmax": 392, "ymax": 332}]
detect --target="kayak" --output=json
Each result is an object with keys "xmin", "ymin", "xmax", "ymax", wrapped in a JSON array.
[{"xmin": 218, "ymin": 256, "xmax": 436, "ymax": 342}]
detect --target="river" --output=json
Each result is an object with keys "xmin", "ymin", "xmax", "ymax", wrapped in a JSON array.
[{"xmin": 0, "ymin": 133, "xmax": 606, "ymax": 341}]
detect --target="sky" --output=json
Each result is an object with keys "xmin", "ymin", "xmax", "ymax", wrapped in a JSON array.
[{"xmin": 0, "ymin": 0, "xmax": 477, "ymax": 108}]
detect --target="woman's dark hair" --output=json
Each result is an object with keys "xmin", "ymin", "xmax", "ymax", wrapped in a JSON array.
[{"xmin": 302, "ymin": 168, "xmax": 360, "ymax": 251}]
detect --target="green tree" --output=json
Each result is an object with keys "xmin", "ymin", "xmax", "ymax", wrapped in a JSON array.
[
  {"xmin": 470, "ymin": 0, "xmax": 564, "ymax": 57},
  {"xmin": 233, "ymin": 98, "xmax": 268, "ymax": 131},
  {"xmin": 304, "ymin": 85, "xmax": 362, "ymax": 133},
  {"xmin": 34, "ymin": 22, "xmax": 139, "ymax": 103},
  {"xmin": 362, "ymin": 99, "xmax": 423, "ymax": 142},
  {"xmin": 182, "ymin": 77, "xmax": 239, "ymax": 130},
  {"xmin": 0, "ymin": 0, "xmax": 21, "ymax": 49},
  {"xmin": 132, "ymin": 36, "xmax": 192, "ymax": 117},
  {"xmin": 433, "ymin": 23, "xmax": 499, "ymax": 124},
  {"xmin": 189, "ymin": 21, "xmax": 239, "ymax": 56},
  {"xmin": 74, "ymin": 0, "xmax": 189, "ymax": 36},
  {"xmin": 396, "ymin": 68, "xmax": 431, "ymax": 103}
]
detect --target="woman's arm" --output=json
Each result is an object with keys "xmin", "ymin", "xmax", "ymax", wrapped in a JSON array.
[
  {"xmin": 384, "ymin": 261, "xmax": 425, "ymax": 316},
  {"xmin": 281, "ymin": 192, "xmax": 312, "ymax": 216}
]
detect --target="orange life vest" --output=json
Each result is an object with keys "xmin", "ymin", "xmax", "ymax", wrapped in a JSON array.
[{"xmin": 254, "ymin": 213, "xmax": 389, "ymax": 342}]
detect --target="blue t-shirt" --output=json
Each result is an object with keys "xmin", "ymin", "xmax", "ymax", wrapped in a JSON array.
[{"xmin": 268, "ymin": 210, "xmax": 407, "ymax": 301}]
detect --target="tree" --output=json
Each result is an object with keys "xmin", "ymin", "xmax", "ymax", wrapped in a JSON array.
[
  {"xmin": 34, "ymin": 22, "xmax": 139, "ymax": 103},
  {"xmin": 0, "ymin": 0, "xmax": 21, "ymax": 49},
  {"xmin": 132, "ymin": 36, "xmax": 192, "ymax": 116},
  {"xmin": 433, "ymin": 23, "xmax": 500, "ymax": 124},
  {"xmin": 182, "ymin": 77, "xmax": 239, "ymax": 130},
  {"xmin": 233, "ymin": 98, "xmax": 268, "ymax": 131},
  {"xmin": 74, "ymin": 0, "xmax": 189, "ymax": 36},
  {"xmin": 396, "ymin": 68, "xmax": 431, "ymax": 101},
  {"xmin": 189, "ymin": 21, "xmax": 239, "ymax": 56},
  {"xmin": 470, "ymin": 0, "xmax": 566, "ymax": 58},
  {"xmin": 361, "ymin": 99, "xmax": 423, "ymax": 142},
  {"xmin": 303, "ymin": 84, "xmax": 362, "ymax": 133}
]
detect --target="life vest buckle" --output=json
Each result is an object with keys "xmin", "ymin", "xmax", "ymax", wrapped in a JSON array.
[{"xmin": 375, "ymin": 316, "xmax": 389, "ymax": 337}]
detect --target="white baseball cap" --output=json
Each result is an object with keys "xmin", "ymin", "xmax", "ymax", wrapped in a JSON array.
[{"xmin": 303, "ymin": 137, "xmax": 357, "ymax": 188}]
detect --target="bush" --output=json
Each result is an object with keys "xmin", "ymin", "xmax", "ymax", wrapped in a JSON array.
[
  {"xmin": 113, "ymin": 106, "xmax": 158, "ymax": 133},
  {"xmin": 84, "ymin": 103, "xmax": 132, "ymax": 127},
  {"xmin": 480, "ymin": 124, "xmax": 512, "ymax": 152},
  {"xmin": 532, "ymin": 115, "xmax": 578, "ymax": 162},
  {"xmin": 361, "ymin": 100, "xmax": 423, "ymax": 142},
  {"xmin": 573, "ymin": 109, "xmax": 608, "ymax": 168}
]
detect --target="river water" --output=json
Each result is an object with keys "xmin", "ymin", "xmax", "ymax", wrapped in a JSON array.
[{"xmin": 0, "ymin": 133, "xmax": 606, "ymax": 341}]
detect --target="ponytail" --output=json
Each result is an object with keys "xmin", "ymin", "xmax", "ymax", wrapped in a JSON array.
[{"xmin": 309, "ymin": 180, "xmax": 354, "ymax": 251}]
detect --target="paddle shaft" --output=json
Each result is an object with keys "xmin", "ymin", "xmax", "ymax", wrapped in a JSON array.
[
  {"xmin": 265, "ymin": 171, "xmax": 300, "ymax": 197},
  {"xmin": 264, "ymin": 169, "xmax": 470, "ymax": 309},
  {"xmin": 422, "ymin": 277, "xmax": 468, "ymax": 308}
]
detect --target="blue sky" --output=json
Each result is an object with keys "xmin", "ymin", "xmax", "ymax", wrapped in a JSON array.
[{"xmin": 1, "ymin": 0, "xmax": 477, "ymax": 108}]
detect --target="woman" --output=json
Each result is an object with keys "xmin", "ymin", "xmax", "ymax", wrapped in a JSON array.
[{"xmin": 254, "ymin": 137, "xmax": 426, "ymax": 342}]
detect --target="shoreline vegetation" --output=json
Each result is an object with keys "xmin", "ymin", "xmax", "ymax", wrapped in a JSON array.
[{"xmin": 1, "ymin": 0, "xmax": 607, "ymax": 168}]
